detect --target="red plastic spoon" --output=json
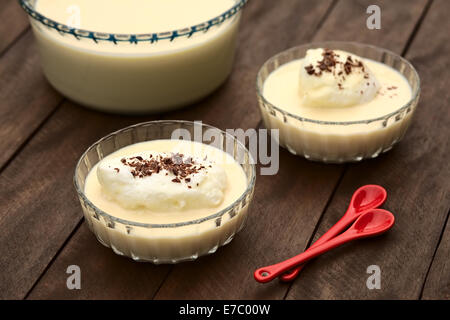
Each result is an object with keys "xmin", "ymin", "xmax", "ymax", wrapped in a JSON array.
[
  {"xmin": 280, "ymin": 184, "xmax": 387, "ymax": 282},
  {"xmin": 254, "ymin": 209, "xmax": 395, "ymax": 283}
]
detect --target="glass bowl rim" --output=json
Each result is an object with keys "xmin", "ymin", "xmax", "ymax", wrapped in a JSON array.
[
  {"xmin": 256, "ymin": 41, "xmax": 421, "ymax": 126},
  {"xmin": 19, "ymin": 0, "xmax": 247, "ymax": 43},
  {"xmin": 73, "ymin": 120, "xmax": 256, "ymax": 229}
]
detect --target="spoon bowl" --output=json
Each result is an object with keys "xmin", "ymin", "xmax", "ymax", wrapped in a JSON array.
[{"xmin": 350, "ymin": 185, "xmax": 387, "ymax": 215}]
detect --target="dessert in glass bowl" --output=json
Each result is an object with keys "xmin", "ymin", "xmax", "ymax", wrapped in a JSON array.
[
  {"xmin": 257, "ymin": 42, "xmax": 420, "ymax": 163},
  {"xmin": 74, "ymin": 121, "xmax": 255, "ymax": 263},
  {"xmin": 19, "ymin": 0, "xmax": 247, "ymax": 113}
]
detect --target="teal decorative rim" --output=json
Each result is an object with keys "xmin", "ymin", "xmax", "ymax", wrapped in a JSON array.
[{"xmin": 19, "ymin": 0, "xmax": 247, "ymax": 44}]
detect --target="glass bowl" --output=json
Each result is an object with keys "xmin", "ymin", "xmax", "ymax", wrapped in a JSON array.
[
  {"xmin": 19, "ymin": 0, "xmax": 247, "ymax": 114},
  {"xmin": 256, "ymin": 41, "xmax": 420, "ymax": 163},
  {"xmin": 74, "ymin": 121, "xmax": 256, "ymax": 263}
]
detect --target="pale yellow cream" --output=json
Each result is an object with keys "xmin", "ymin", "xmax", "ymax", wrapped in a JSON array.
[
  {"xmin": 82, "ymin": 139, "xmax": 250, "ymax": 262},
  {"xmin": 85, "ymin": 139, "xmax": 247, "ymax": 224},
  {"xmin": 263, "ymin": 58, "xmax": 412, "ymax": 122},
  {"xmin": 260, "ymin": 55, "xmax": 415, "ymax": 162},
  {"xmin": 31, "ymin": 0, "xmax": 241, "ymax": 113},
  {"xmin": 37, "ymin": 0, "xmax": 236, "ymax": 34}
]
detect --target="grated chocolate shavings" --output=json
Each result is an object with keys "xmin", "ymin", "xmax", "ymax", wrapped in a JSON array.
[
  {"xmin": 304, "ymin": 49, "xmax": 369, "ymax": 80},
  {"xmin": 343, "ymin": 56, "xmax": 364, "ymax": 75},
  {"xmin": 120, "ymin": 153, "xmax": 207, "ymax": 186},
  {"xmin": 305, "ymin": 64, "xmax": 315, "ymax": 75},
  {"xmin": 318, "ymin": 49, "xmax": 337, "ymax": 72}
]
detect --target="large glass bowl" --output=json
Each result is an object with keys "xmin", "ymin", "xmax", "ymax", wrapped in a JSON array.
[
  {"xmin": 19, "ymin": 0, "xmax": 247, "ymax": 114},
  {"xmin": 74, "ymin": 121, "xmax": 256, "ymax": 263},
  {"xmin": 257, "ymin": 42, "xmax": 420, "ymax": 163}
]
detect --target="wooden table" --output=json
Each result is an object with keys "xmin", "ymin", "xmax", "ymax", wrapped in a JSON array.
[{"xmin": 0, "ymin": 0, "xmax": 449, "ymax": 300}]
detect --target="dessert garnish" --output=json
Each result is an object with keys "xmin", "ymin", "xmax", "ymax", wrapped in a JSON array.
[
  {"xmin": 96, "ymin": 151, "xmax": 227, "ymax": 211},
  {"xmin": 304, "ymin": 49, "xmax": 367, "ymax": 78},
  {"xmin": 279, "ymin": 185, "xmax": 387, "ymax": 282},
  {"xmin": 120, "ymin": 153, "xmax": 206, "ymax": 183},
  {"xmin": 299, "ymin": 48, "xmax": 380, "ymax": 108}
]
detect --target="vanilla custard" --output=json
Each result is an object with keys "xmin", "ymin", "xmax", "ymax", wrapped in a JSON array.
[
  {"xmin": 259, "ymin": 47, "xmax": 418, "ymax": 162},
  {"xmin": 28, "ymin": 0, "xmax": 242, "ymax": 113},
  {"xmin": 82, "ymin": 139, "xmax": 251, "ymax": 262},
  {"xmin": 263, "ymin": 49, "xmax": 412, "ymax": 122},
  {"xmin": 85, "ymin": 139, "xmax": 247, "ymax": 224}
]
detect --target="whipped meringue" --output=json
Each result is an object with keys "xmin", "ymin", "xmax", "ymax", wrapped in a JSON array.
[
  {"xmin": 299, "ymin": 48, "xmax": 380, "ymax": 108},
  {"xmin": 97, "ymin": 152, "xmax": 227, "ymax": 212}
]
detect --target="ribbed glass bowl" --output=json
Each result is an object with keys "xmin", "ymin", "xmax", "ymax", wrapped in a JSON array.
[
  {"xmin": 257, "ymin": 41, "xmax": 420, "ymax": 163},
  {"xmin": 74, "ymin": 121, "xmax": 256, "ymax": 263},
  {"xmin": 19, "ymin": 0, "xmax": 247, "ymax": 114}
]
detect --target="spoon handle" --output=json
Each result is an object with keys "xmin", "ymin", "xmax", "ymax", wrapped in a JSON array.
[
  {"xmin": 280, "ymin": 184, "xmax": 388, "ymax": 282},
  {"xmin": 279, "ymin": 215, "xmax": 354, "ymax": 282},
  {"xmin": 254, "ymin": 231, "xmax": 357, "ymax": 283}
]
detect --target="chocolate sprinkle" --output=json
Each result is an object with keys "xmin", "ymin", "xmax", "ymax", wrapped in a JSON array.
[
  {"xmin": 304, "ymin": 49, "xmax": 370, "ymax": 88},
  {"xmin": 305, "ymin": 64, "xmax": 315, "ymax": 75},
  {"xmin": 120, "ymin": 153, "xmax": 207, "ymax": 185},
  {"xmin": 344, "ymin": 56, "xmax": 365, "ymax": 75}
]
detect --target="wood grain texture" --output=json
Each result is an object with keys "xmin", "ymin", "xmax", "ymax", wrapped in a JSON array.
[
  {"xmin": 27, "ymin": 223, "xmax": 171, "ymax": 300},
  {"xmin": 0, "ymin": 0, "xmax": 446, "ymax": 301},
  {"xmin": 0, "ymin": 31, "xmax": 62, "ymax": 170},
  {"xmin": 158, "ymin": 0, "xmax": 337, "ymax": 131},
  {"xmin": 0, "ymin": 102, "xmax": 154, "ymax": 299},
  {"xmin": 313, "ymin": 0, "xmax": 428, "ymax": 53},
  {"xmin": 26, "ymin": 0, "xmax": 338, "ymax": 300},
  {"xmin": 286, "ymin": 0, "xmax": 450, "ymax": 300},
  {"xmin": 154, "ymin": 158, "xmax": 343, "ymax": 300},
  {"xmin": 0, "ymin": 0, "xmax": 29, "ymax": 54},
  {"xmin": 421, "ymin": 215, "xmax": 450, "ymax": 300}
]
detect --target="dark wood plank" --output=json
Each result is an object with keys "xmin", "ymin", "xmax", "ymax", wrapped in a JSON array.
[
  {"xmin": 0, "ymin": 0, "xmax": 29, "ymax": 54},
  {"xmin": 27, "ymin": 223, "xmax": 171, "ymax": 300},
  {"xmin": 155, "ymin": 159, "xmax": 342, "ymax": 300},
  {"xmin": 286, "ymin": 0, "xmax": 450, "ymax": 300},
  {"xmin": 0, "ymin": 31, "xmax": 62, "ymax": 170},
  {"xmin": 5, "ymin": 0, "xmax": 432, "ymax": 300},
  {"xmin": 25, "ymin": 0, "xmax": 337, "ymax": 300},
  {"xmin": 313, "ymin": 0, "xmax": 426, "ymax": 51},
  {"xmin": 0, "ymin": 102, "xmax": 152, "ymax": 299},
  {"xmin": 154, "ymin": 0, "xmax": 430, "ymax": 300},
  {"xmin": 153, "ymin": 0, "xmax": 337, "ymax": 131},
  {"xmin": 421, "ymin": 215, "xmax": 450, "ymax": 300}
]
